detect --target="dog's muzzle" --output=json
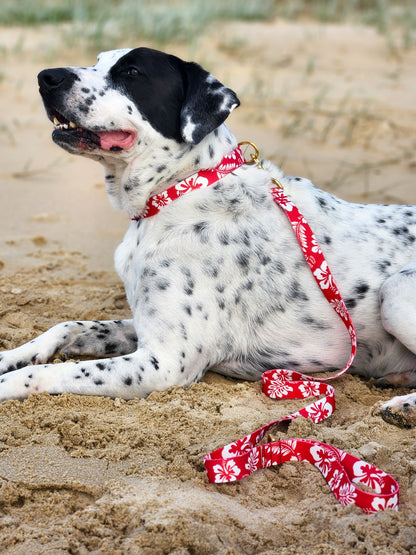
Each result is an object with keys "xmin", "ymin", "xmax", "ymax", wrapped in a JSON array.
[{"xmin": 38, "ymin": 68, "xmax": 137, "ymax": 153}]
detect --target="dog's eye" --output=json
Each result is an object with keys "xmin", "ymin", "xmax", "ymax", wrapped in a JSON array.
[{"xmin": 127, "ymin": 67, "xmax": 140, "ymax": 77}]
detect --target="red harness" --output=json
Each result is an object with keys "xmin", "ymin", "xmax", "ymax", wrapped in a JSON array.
[{"xmin": 135, "ymin": 144, "xmax": 399, "ymax": 513}]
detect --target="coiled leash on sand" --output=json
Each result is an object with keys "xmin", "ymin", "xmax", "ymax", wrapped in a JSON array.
[{"xmin": 133, "ymin": 142, "xmax": 399, "ymax": 513}]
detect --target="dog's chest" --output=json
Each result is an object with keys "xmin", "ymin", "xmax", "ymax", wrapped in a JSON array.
[{"xmin": 114, "ymin": 221, "xmax": 148, "ymax": 305}]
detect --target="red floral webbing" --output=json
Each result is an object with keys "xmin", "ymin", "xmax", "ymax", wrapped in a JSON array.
[
  {"xmin": 133, "ymin": 146, "xmax": 246, "ymax": 219},
  {"xmin": 203, "ymin": 184, "xmax": 399, "ymax": 514}
]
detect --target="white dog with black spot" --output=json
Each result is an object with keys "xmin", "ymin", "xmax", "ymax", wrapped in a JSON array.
[{"xmin": 0, "ymin": 47, "xmax": 415, "ymax": 427}]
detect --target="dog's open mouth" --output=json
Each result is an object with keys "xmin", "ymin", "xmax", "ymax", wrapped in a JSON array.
[{"xmin": 50, "ymin": 109, "xmax": 137, "ymax": 152}]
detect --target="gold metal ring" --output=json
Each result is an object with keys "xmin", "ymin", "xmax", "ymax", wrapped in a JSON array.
[{"xmin": 238, "ymin": 141, "xmax": 260, "ymax": 165}]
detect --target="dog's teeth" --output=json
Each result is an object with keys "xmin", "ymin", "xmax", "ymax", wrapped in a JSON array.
[
  {"xmin": 53, "ymin": 117, "xmax": 60, "ymax": 125},
  {"xmin": 63, "ymin": 124, "xmax": 69, "ymax": 130},
  {"xmin": 69, "ymin": 121, "xmax": 77, "ymax": 129}
]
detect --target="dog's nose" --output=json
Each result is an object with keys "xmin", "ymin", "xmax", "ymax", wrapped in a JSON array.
[{"xmin": 38, "ymin": 68, "xmax": 74, "ymax": 91}]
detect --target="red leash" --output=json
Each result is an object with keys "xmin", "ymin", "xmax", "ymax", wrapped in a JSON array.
[{"xmin": 135, "ymin": 143, "xmax": 399, "ymax": 513}]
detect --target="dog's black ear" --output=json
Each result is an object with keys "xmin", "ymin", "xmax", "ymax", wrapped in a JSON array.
[{"xmin": 180, "ymin": 62, "xmax": 240, "ymax": 145}]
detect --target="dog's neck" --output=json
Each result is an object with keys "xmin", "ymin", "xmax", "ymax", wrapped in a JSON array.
[{"xmin": 100, "ymin": 124, "xmax": 237, "ymax": 217}]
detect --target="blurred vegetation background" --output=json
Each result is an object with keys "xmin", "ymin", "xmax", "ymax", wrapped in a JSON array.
[{"xmin": 0, "ymin": 0, "xmax": 415, "ymax": 51}]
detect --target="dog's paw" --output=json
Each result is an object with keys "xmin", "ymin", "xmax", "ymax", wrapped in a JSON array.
[
  {"xmin": 0, "ymin": 365, "xmax": 40, "ymax": 401},
  {"xmin": 0, "ymin": 345, "xmax": 52, "ymax": 375},
  {"xmin": 374, "ymin": 393, "xmax": 416, "ymax": 428}
]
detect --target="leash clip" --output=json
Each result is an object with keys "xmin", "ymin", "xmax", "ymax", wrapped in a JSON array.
[{"xmin": 238, "ymin": 140, "xmax": 283, "ymax": 189}]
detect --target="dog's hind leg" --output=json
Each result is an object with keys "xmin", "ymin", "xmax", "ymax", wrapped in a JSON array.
[
  {"xmin": 376, "ymin": 261, "xmax": 416, "ymax": 426},
  {"xmin": 0, "ymin": 319, "xmax": 136, "ymax": 375},
  {"xmin": 380, "ymin": 261, "xmax": 416, "ymax": 363}
]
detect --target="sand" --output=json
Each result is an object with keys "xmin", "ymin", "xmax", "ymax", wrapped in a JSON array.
[{"xmin": 0, "ymin": 18, "xmax": 415, "ymax": 554}]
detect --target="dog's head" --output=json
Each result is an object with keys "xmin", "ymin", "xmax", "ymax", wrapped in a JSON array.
[{"xmin": 38, "ymin": 47, "xmax": 240, "ymax": 158}]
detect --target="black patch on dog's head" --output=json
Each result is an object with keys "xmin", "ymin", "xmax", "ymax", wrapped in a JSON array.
[{"xmin": 109, "ymin": 47, "xmax": 239, "ymax": 145}]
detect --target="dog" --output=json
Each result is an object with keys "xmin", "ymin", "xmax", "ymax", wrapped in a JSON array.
[{"xmin": 0, "ymin": 47, "xmax": 415, "ymax": 427}]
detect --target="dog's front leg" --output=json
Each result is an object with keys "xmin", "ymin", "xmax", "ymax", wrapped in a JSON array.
[
  {"xmin": 0, "ymin": 319, "xmax": 137, "ymax": 375},
  {"xmin": 0, "ymin": 345, "xmax": 207, "ymax": 401}
]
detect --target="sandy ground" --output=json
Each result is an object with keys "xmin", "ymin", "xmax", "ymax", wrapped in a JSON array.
[{"xmin": 0, "ymin": 18, "xmax": 416, "ymax": 554}]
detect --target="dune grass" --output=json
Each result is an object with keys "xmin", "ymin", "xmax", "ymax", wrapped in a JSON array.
[{"xmin": 0, "ymin": 0, "xmax": 415, "ymax": 51}]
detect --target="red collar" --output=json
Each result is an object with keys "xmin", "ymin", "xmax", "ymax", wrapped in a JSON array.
[{"xmin": 133, "ymin": 146, "xmax": 245, "ymax": 219}]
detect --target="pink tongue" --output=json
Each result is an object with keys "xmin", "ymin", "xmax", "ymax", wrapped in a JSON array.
[{"xmin": 97, "ymin": 130, "xmax": 134, "ymax": 151}]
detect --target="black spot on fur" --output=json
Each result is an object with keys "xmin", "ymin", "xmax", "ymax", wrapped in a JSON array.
[
  {"xmin": 240, "ymin": 230, "xmax": 251, "ymax": 247},
  {"xmin": 204, "ymin": 260, "xmax": 219, "ymax": 278},
  {"xmin": 236, "ymin": 252, "xmax": 250, "ymax": 269},
  {"xmin": 218, "ymin": 231, "xmax": 230, "ymax": 245},
  {"xmin": 156, "ymin": 279, "xmax": 170, "ymax": 290},
  {"xmin": 242, "ymin": 280, "xmax": 253, "ymax": 291},
  {"xmin": 345, "ymin": 298, "xmax": 357, "ymax": 310},
  {"xmin": 217, "ymin": 299, "xmax": 226, "ymax": 310},
  {"xmin": 260, "ymin": 254, "xmax": 271, "ymax": 266},
  {"xmin": 194, "ymin": 221, "xmax": 209, "ymax": 234},
  {"xmin": 85, "ymin": 95, "xmax": 96, "ymax": 106},
  {"xmin": 301, "ymin": 316, "xmax": 329, "ymax": 330},
  {"xmin": 184, "ymin": 277, "xmax": 194, "ymax": 296},
  {"xmin": 150, "ymin": 356, "xmax": 159, "ymax": 370},
  {"xmin": 317, "ymin": 197, "xmax": 328, "ymax": 210},
  {"xmin": 179, "ymin": 323, "xmax": 188, "ymax": 341},
  {"xmin": 393, "ymin": 226, "xmax": 408, "ymax": 235},
  {"xmin": 105, "ymin": 342, "xmax": 118, "ymax": 354},
  {"xmin": 354, "ymin": 282, "xmax": 369, "ymax": 299},
  {"xmin": 377, "ymin": 260, "xmax": 391, "ymax": 274},
  {"xmin": 184, "ymin": 304, "xmax": 192, "ymax": 316},
  {"xmin": 288, "ymin": 281, "xmax": 309, "ymax": 302},
  {"xmin": 271, "ymin": 260, "xmax": 286, "ymax": 274}
]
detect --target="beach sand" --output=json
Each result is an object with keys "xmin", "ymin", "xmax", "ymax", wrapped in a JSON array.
[{"xmin": 0, "ymin": 19, "xmax": 415, "ymax": 553}]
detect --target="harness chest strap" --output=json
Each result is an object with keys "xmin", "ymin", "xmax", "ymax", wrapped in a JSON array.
[{"xmin": 135, "ymin": 144, "xmax": 399, "ymax": 513}]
